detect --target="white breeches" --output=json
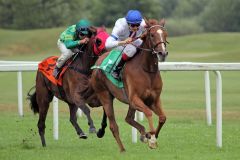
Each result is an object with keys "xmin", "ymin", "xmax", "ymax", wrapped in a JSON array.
[{"xmin": 56, "ymin": 39, "xmax": 74, "ymax": 68}]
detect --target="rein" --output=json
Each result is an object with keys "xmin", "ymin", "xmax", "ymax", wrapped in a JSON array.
[{"xmin": 68, "ymin": 36, "xmax": 104, "ymax": 75}]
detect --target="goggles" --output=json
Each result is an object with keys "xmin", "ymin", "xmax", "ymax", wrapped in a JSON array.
[
  {"xmin": 129, "ymin": 23, "xmax": 140, "ymax": 28},
  {"xmin": 79, "ymin": 32, "xmax": 88, "ymax": 36}
]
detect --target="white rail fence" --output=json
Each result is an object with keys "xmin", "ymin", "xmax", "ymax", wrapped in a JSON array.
[{"xmin": 1, "ymin": 61, "xmax": 240, "ymax": 148}]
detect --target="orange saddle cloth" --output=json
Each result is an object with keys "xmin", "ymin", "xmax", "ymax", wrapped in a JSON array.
[{"xmin": 38, "ymin": 56, "xmax": 68, "ymax": 86}]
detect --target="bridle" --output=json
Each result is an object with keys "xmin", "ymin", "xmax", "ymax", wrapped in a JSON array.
[{"xmin": 135, "ymin": 25, "xmax": 168, "ymax": 56}]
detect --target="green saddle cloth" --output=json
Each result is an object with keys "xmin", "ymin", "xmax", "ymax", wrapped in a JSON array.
[{"xmin": 91, "ymin": 49, "xmax": 124, "ymax": 88}]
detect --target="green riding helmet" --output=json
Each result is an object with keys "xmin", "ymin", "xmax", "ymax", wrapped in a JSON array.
[{"xmin": 76, "ymin": 19, "xmax": 91, "ymax": 35}]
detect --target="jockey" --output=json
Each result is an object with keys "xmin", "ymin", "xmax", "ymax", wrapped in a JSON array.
[
  {"xmin": 53, "ymin": 19, "xmax": 92, "ymax": 79},
  {"xmin": 105, "ymin": 10, "xmax": 146, "ymax": 79}
]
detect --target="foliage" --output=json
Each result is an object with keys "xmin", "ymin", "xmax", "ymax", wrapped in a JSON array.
[
  {"xmin": 166, "ymin": 18, "xmax": 204, "ymax": 36},
  {"xmin": 199, "ymin": 0, "xmax": 240, "ymax": 32},
  {"xmin": 0, "ymin": 0, "xmax": 239, "ymax": 35},
  {"xmin": 0, "ymin": 0, "xmax": 80, "ymax": 29}
]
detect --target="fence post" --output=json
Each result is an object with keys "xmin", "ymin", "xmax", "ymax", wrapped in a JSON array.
[
  {"xmin": 204, "ymin": 71, "xmax": 212, "ymax": 125},
  {"xmin": 53, "ymin": 97, "xmax": 58, "ymax": 140},
  {"xmin": 17, "ymin": 72, "xmax": 23, "ymax": 116},
  {"xmin": 215, "ymin": 71, "xmax": 222, "ymax": 148},
  {"xmin": 132, "ymin": 112, "xmax": 137, "ymax": 143},
  {"xmin": 138, "ymin": 111, "xmax": 144, "ymax": 121},
  {"xmin": 77, "ymin": 108, "xmax": 82, "ymax": 117}
]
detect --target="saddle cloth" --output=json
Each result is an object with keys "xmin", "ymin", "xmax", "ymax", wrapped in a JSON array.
[
  {"xmin": 38, "ymin": 56, "xmax": 68, "ymax": 86},
  {"xmin": 91, "ymin": 49, "xmax": 124, "ymax": 88}
]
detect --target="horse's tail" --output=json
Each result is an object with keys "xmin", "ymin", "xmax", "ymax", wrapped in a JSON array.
[{"xmin": 27, "ymin": 86, "xmax": 39, "ymax": 114}]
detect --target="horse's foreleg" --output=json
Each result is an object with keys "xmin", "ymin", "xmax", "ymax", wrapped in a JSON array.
[
  {"xmin": 97, "ymin": 109, "xmax": 107, "ymax": 138},
  {"xmin": 68, "ymin": 104, "xmax": 87, "ymax": 139},
  {"xmin": 79, "ymin": 104, "xmax": 96, "ymax": 133},
  {"xmin": 152, "ymin": 98, "xmax": 166, "ymax": 138},
  {"xmin": 130, "ymin": 95, "xmax": 158, "ymax": 149},
  {"xmin": 131, "ymin": 95, "xmax": 155, "ymax": 134},
  {"xmin": 125, "ymin": 107, "xmax": 147, "ymax": 143}
]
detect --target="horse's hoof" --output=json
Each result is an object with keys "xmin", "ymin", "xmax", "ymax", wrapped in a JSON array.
[
  {"xmin": 89, "ymin": 127, "xmax": 96, "ymax": 134},
  {"xmin": 97, "ymin": 129, "xmax": 105, "ymax": 138},
  {"xmin": 79, "ymin": 133, "xmax": 88, "ymax": 139},
  {"xmin": 140, "ymin": 134, "xmax": 148, "ymax": 143},
  {"xmin": 148, "ymin": 135, "xmax": 158, "ymax": 149},
  {"xmin": 41, "ymin": 141, "xmax": 46, "ymax": 147}
]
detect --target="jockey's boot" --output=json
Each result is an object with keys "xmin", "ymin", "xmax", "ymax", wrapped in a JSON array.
[
  {"xmin": 53, "ymin": 66, "xmax": 61, "ymax": 79},
  {"xmin": 112, "ymin": 58, "xmax": 126, "ymax": 80}
]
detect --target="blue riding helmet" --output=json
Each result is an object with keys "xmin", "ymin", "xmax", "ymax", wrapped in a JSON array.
[{"xmin": 125, "ymin": 10, "xmax": 142, "ymax": 24}]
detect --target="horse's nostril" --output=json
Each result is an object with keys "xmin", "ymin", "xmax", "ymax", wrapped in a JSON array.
[{"xmin": 166, "ymin": 51, "xmax": 168, "ymax": 56}]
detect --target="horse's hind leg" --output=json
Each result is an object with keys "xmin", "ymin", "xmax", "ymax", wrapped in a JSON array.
[
  {"xmin": 98, "ymin": 91, "xmax": 125, "ymax": 152},
  {"xmin": 36, "ymin": 73, "xmax": 53, "ymax": 147},
  {"xmin": 37, "ymin": 101, "xmax": 50, "ymax": 147},
  {"xmin": 68, "ymin": 104, "xmax": 87, "ymax": 139},
  {"xmin": 125, "ymin": 107, "xmax": 147, "ymax": 143},
  {"xmin": 79, "ymin": 104, "xmax": 96, "ymax": 133}
]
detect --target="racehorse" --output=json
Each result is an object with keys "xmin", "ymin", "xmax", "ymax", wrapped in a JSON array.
[
  {"xmin": 27, "ymin": 27, "xmax": 109, "ymax": 147},
  {"xmin": 91, "ymin": 19, "xmax": 168, "ymax": 152}
]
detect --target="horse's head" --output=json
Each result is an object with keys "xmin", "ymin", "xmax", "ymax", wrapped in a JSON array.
[
  {"xmin": 143, "ymin": 18, "xmax": 168, "ymax": 62},
  {"xmin": 90, "ymin": 26, "xmax": 109, "ymax": 56}
]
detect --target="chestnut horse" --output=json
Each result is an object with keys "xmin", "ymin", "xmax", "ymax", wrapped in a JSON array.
[
  {"xmin": 91, "ymin": 19, "xmax": 168, "ymax": 152},
  {"xmin": 27, "ymin": 27, "xmax": 108, "ymax": 147}
]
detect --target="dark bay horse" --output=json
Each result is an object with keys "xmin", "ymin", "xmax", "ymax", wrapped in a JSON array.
[
  {"xmin": 91, "ymin": 19, "xmax": 168, "ymax": 152},
  {"xmin": 27, "ymin": 27, "xmax": 108, "ymax": 147}
]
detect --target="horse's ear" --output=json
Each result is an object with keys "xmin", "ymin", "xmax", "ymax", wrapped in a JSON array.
[
  {"xmin": 159, "ymin": 19, "xmax": 165, "ymax": 27},
  {"xmin": 89, "ymin": 26, "xmax": 97, "ymax": 35},
  {"xmin": 144, "ymin": 17, "xmax": 150, "ymax": 28},
  {"xmin": 140, "ymin": 31, "xmax": 147, "ymax": 40},
  {"xmin": 101, "ymin": 25, "xmax": 107, "ymax": 31}
]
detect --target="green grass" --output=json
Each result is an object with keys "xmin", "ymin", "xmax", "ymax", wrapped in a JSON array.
[
  {"xmin": 0, "ymin": 29, "xmax": 240, "ymax": 159},
  {"xmin": 167, "ymin": 33, "xmax": 240, "ymax": 62},
  {"xmin": 0, "ymin": 107, "xmax": 239, "ymax": 160}
]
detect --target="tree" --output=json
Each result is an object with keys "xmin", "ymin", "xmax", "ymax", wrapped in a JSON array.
[
  {"xmin": 200, "ymin": 0, "xmax": 240, "ymax": 32},
  {"xmin": 0, "ymin": 0, "xmax": 81, "ymax": 29},
  {"xmin": 91, "ymin": 0, "xmax": 163, "ymax": 27}
]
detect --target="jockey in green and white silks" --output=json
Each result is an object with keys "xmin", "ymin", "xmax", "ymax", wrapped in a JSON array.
[
  {"xmin": 53, "ymin": 19, "xmax": 92, "ymax": 79},
  {"xmin": 105, "ymin": 10, "xmax": 146, "ymax": 79}
]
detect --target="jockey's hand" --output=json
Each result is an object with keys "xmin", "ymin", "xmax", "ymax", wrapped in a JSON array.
[
  {"xmin": 118, "ymin": 37, "xmax": 133, "ymax": 46},
  {"xmin": 125, "ymin": 37, "xmax": 133, "ymax": 44},
  {"xmin": 80, "ymin": 37, "xmax": 90, "ymax": 44}
]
